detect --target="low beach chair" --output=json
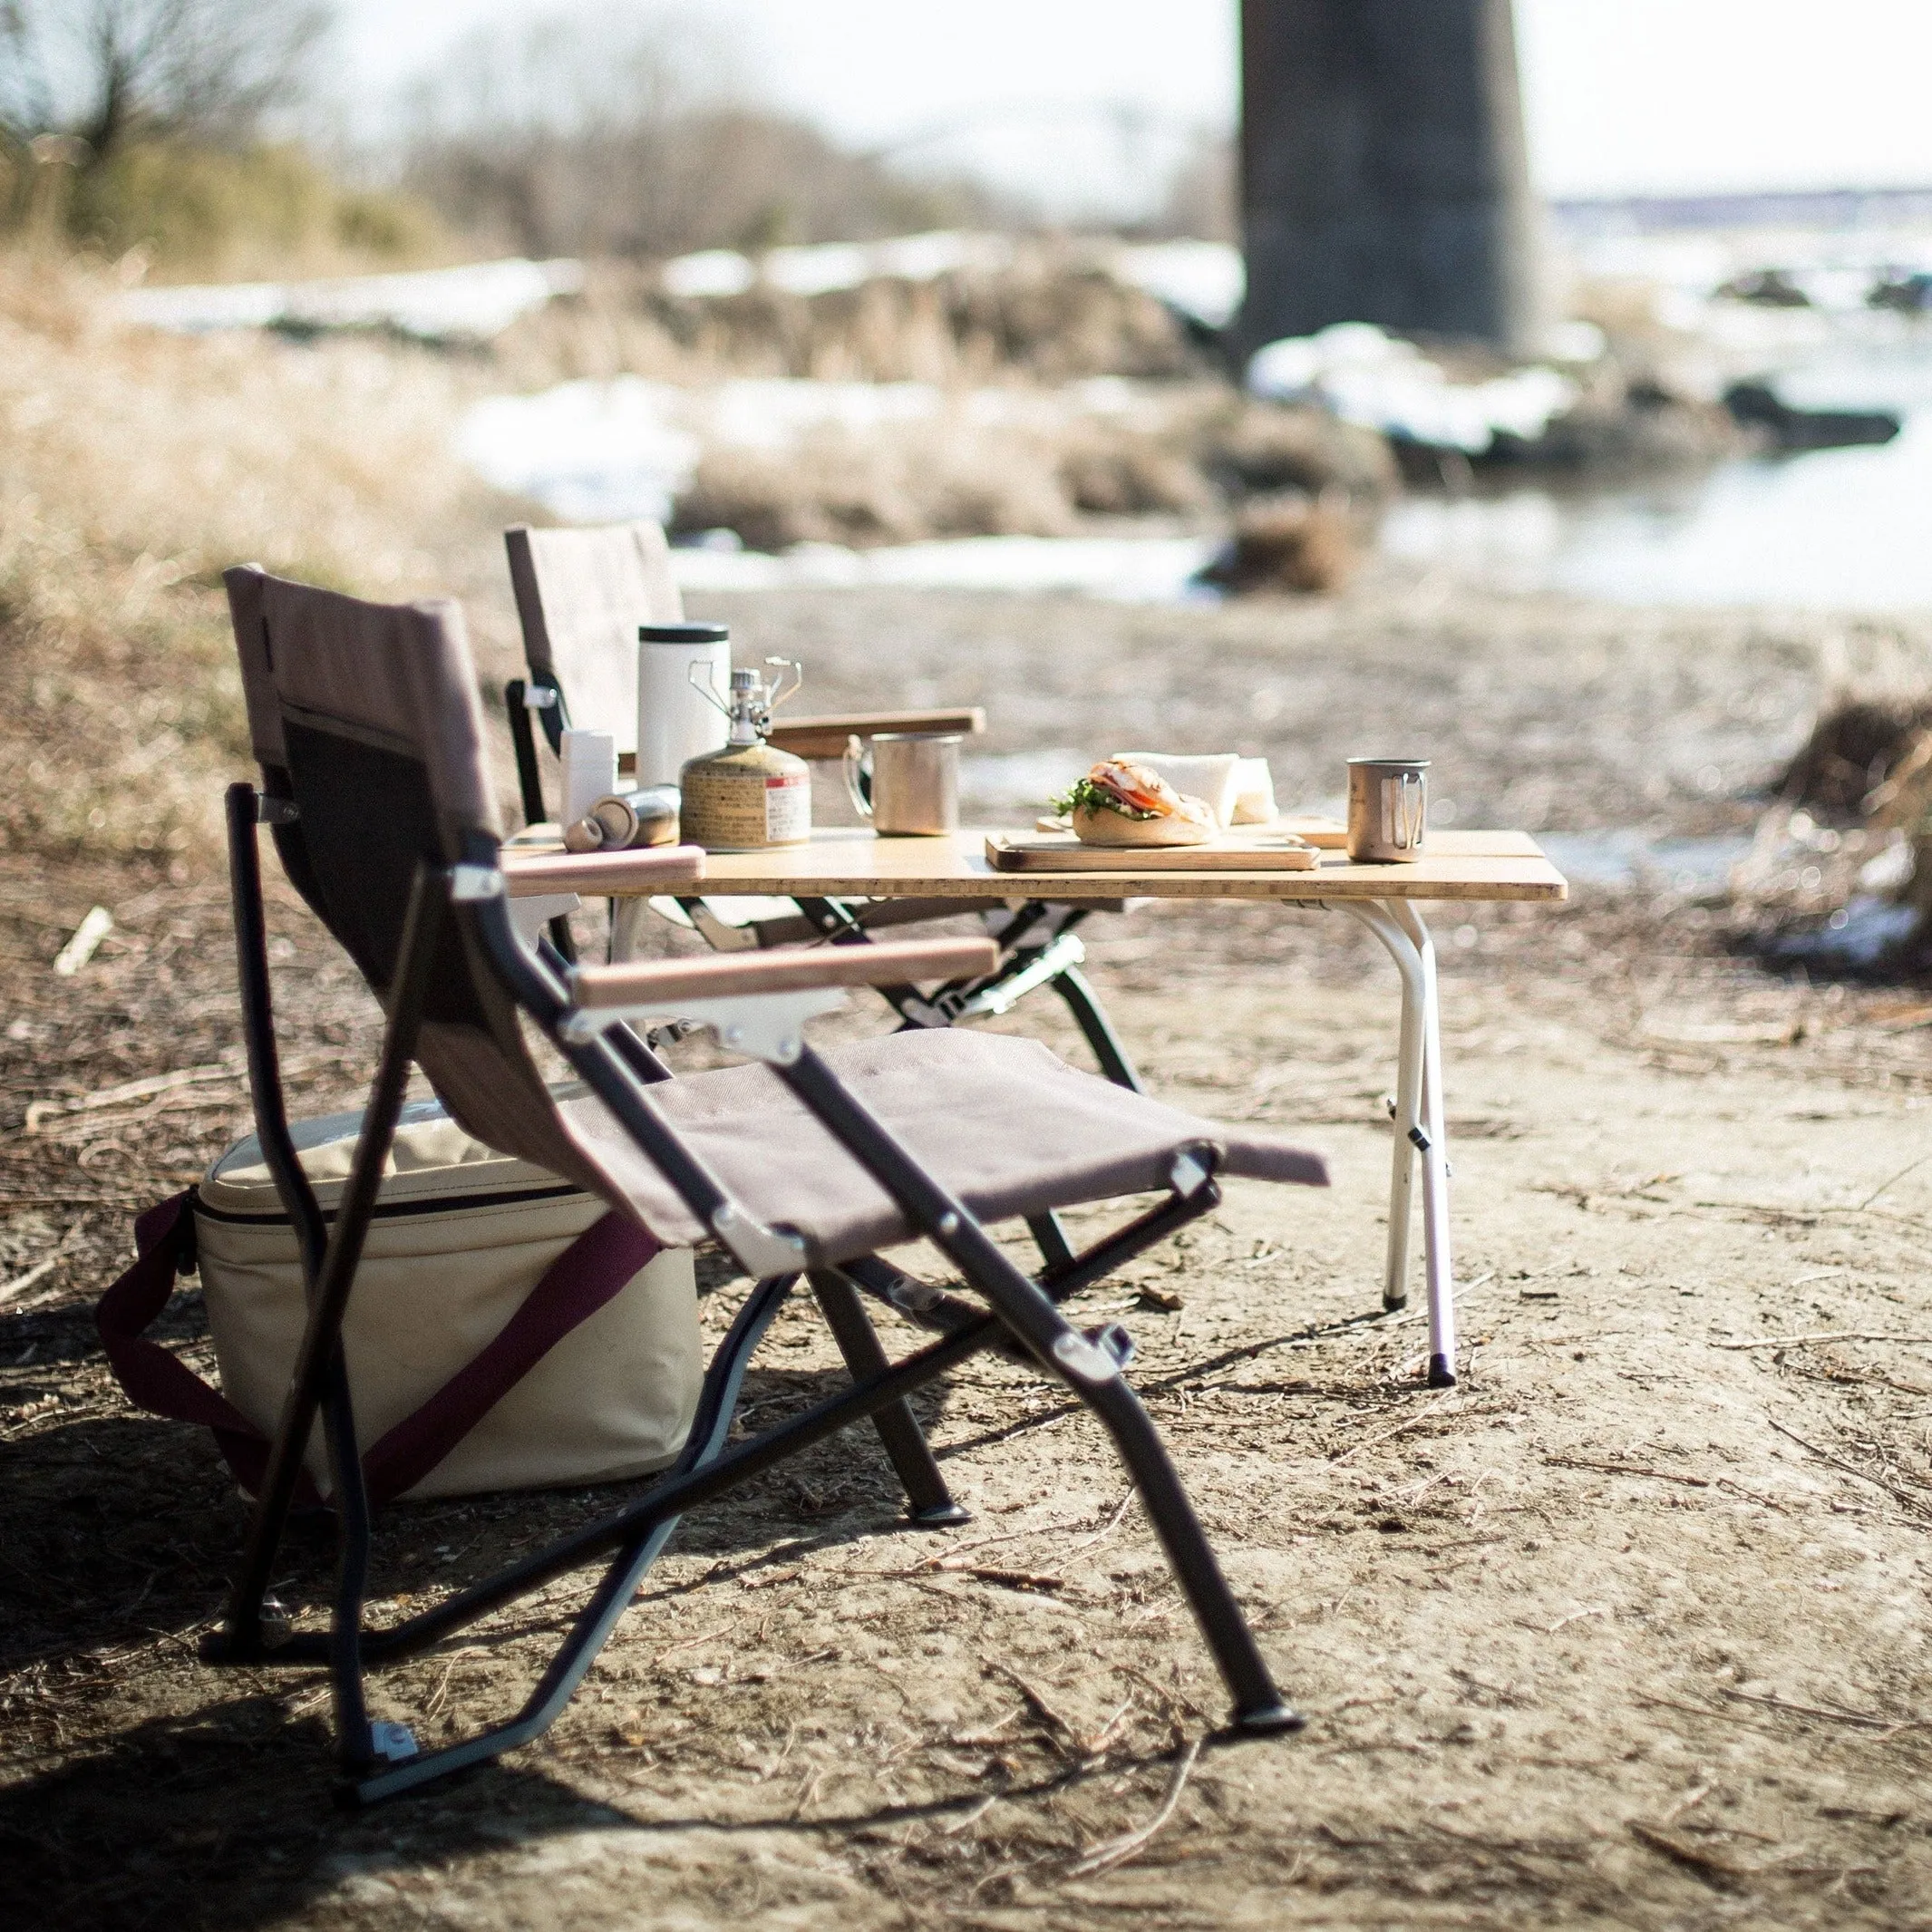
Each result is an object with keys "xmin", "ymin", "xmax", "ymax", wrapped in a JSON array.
[
  {"xmin": 502, "ymin": 520, "xmax": 1145, "ymax": 1101},
  {"xmin": 206, "ymin": 565, "xmax": 1328, "ymax": 1804}
]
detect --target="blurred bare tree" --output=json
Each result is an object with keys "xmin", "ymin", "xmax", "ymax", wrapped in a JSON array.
[
  {"xmin": 400, "ymin": 3, "xmax": 1015, "ymax": 260},
  {"xmin": 0, "ymin": 0, "xmax": 328, "ymax": 158},
  {"xmin": 1155, "ymin": 130, "xmax": 1236, "ymax": 243}
]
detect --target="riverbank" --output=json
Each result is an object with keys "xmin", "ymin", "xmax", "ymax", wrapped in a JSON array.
[{"xmin": 7, "ymin": 567, "xmax": 1932, "ymax": 1926}]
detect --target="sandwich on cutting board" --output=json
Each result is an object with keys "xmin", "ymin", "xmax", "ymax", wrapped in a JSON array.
[{"xmin": 1057, "ymin": 759, "xmax": 1220, "ymax": 847}]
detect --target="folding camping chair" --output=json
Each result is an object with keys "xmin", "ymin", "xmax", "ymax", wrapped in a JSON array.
[
  {"xmin": 204, "ymin": 565, "xmax": 1329, "ymax": 1804},
  {"xmin": 502, "ymin": 521, "xmax": 1144, "ymax": 1095}
]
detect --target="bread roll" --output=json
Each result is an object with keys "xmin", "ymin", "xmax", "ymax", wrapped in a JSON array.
[{"xmin": 1071, "ymin": 800, "xmax": 1214, "ymax": 847}]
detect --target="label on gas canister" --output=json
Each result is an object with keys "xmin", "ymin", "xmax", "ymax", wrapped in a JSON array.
[{"xmin": 762, "ymin": 769, "xmax": 810, "ymax": 844}]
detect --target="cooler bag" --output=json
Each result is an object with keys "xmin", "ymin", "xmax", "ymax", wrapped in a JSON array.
[{"xmin": 97, "ymin": 1098, "xmax": 702, "ymax": 1503}]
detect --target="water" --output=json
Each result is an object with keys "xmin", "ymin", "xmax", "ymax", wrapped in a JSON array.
[
  {"xmin": 1536, "ymin": 830, "xmax": 1753, "ymax": 894},
  {"xmin": 1383, "ymin": 333, "xmax": 1932, "ymax": 614}
]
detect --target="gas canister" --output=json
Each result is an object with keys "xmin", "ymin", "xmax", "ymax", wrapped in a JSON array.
[{"xmin": 677, "ymin": 657, "xmax": 811, "ymax": 851}]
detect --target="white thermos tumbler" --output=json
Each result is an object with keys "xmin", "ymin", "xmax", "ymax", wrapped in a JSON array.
[{"xmin": 637, "ymin": 623, "xmax": 732, "ymax": 788}]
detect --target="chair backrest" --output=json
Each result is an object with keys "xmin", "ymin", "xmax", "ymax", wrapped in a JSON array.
[
  {"xmin": 504, "ymin": 522, "xmax": 683, "ymax": 756},
  {"xmin": 224, "ymin": 565, "xmax": 621, "ymax": 1206}
]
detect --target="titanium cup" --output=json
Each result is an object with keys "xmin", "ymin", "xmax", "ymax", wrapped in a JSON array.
[
  {"xmin": 1346, "ymin": 757, "xmax": 1430, "ymax": 862},
  {"xmin": 844, "ymin": 732, "xmax": 962, "ymax": 836}
]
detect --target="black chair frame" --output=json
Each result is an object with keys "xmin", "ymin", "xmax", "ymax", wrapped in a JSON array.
[{"xmin": 203, "ymin": 783, "xmax": 1299, "ymax": 1807}]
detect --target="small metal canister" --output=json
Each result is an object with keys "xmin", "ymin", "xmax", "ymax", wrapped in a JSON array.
[{"xmin": 677, "ymin": 661, "xmax": 811, "ymax": 850}]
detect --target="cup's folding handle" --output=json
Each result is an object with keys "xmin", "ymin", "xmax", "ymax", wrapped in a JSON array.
[
  {"xmin": 1400, "ymin": 772, "xmax": 1424, "ymax": 849},
  {"xmin": 843, "ymin": 733, "xmax": 874, "ymax": 819}
]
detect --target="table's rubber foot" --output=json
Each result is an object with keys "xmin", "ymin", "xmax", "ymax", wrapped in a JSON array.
[
  {"xmin": 1426, "ymin": 1353, "xmax": 1457, "ymax": 1388},
  {"xmin": 1382, "ymin": 1290, "xmax": 1409, "ymax": 1313},
  {"xmin": 908, "ymin": 1501, "xmax": 973, "ymax": 1529},
  {"xmin": 1226, "ymin": 1701, "xmax": 1306, "ymax": 1738}
]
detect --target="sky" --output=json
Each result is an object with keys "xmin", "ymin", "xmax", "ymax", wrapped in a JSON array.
[{"xmin": 335, "ymin": 0, "xmax": 1932, "ymax": 213}]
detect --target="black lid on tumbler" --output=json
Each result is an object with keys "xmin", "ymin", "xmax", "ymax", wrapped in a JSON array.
[{"xmin": 640, "ymin": 622, "xmax": 730, "ymax": 642}]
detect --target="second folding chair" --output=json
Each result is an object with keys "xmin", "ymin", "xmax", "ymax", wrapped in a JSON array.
[{"xmin": 503, "ymin": 519, "xmax": 1145, "ymax": 1092}]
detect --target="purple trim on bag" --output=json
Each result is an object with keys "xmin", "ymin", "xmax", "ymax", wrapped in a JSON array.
[
  {"xmin": 358, "ymin": 1210, "xmax": 661, "ymax": 1500},
  {"xmin": 93, "ymin": 1191, "xmax": 658, "ymax": 1507},
  {"xmin": 94, "ymin": 1193, "xmax": 305, "ymax": 1502}
]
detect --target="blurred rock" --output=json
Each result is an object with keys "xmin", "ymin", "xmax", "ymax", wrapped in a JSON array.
[
  {"xmin": 1723, "ymin": 380, "xmax": 1901, "ymax": 452},
  {"xmin": 1195, "ymin": 494, "xmax": 1357, "ymax": 596},
  {"xmin": 1869, "ymin": 271, "xmax": 1932, "ymax": 315},
  {"xmin": 1714, "ymin": 268, "xmax": 1811, "ymax": 308}
]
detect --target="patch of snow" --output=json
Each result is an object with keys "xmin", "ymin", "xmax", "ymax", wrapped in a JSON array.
[
  {"xmin": 1113, "ymin": 240, "xmax": 1245, "ymax": 331},
  {"xmin": 670, "ymin": 534, "xmax": 1218, "ymax": 602},
  {"xmin": 455, "ymin": 373, "xmax": 1197, "ymax": 527},
  {"xmin": 1246, "ymin": 321, "xmax": 1578, "ymax": 453},
  {"xmin": 658, "ymin": 231, "xmax": 1014, "ymax": 302},
  {"xmin": 119, "ymin": 257, "xmax": 583, "ymax": 343},
  {"xmin": 1543, "ymin": 319, "xmax": 1608, "ymax": 364},
  {"xmin": 1768, "ymin": 895, "xmax": 1920, "ymax": 967},
  {"xmin": 702, "ymin": 377, "xmax": 946, "ymax": 448},
  {"xmin": 659, "ymin": 248, "xmax": 756, "ymax": 300},
  {"xmin": 1859, "ymin": 833, "xmax": 1915, "ymax": 894},
  {"xmin": 457, "ymin": 377, "xmax": 701, "ymax": 526},
  {"xmin": 655, "ymin": 230, "xmax": 1242, "ymax": 330}
]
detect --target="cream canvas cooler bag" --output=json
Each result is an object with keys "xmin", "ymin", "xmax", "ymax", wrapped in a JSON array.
[{"xmin": 98, "ymin": 1098, "xmax": 703, "ymax": 1503}]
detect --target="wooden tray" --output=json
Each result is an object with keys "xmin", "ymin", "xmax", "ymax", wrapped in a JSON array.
[{"xmin": 987, "ymin": 830, "xmax": 1320, "ymax": 872}]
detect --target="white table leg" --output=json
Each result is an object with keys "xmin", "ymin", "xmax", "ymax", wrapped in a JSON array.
[
  {"xmin": 609, "ymin": 898, "xmax": 649, "ymax": 963},
  {"xmin": 1345, "ymin": 900, "xmax": 1458, "ymax": 1387},
  {"xmin": 1342, "ymin": 902, "xmax": 1423, "ymax": 1307}
]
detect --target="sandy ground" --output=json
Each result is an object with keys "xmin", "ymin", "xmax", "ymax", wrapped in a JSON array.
[{"xmin": 7, "ymin": 570, "xmax": 1932, "ymax": 1928}]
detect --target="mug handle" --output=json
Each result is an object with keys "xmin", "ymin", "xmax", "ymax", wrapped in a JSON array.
[
  {"xmin": 842, "ymin": 733, "xmax": 873, "ymax": 819},
  {"xmin": 1396, "ymin": 772, "xmax": 1422, "ymax": 849}
]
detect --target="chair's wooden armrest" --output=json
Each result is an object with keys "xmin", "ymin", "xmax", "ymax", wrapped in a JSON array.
[
  {"xmin": 500, "ymin": 845, "xmax": 705, "ymax": 897},
  {"xmin": 766, "ymin": 708, "xmax": 986, "ymax": 761},
  {"xmin": 573, "ymin": 937, "xmax": 997, "ymax": 1010}
]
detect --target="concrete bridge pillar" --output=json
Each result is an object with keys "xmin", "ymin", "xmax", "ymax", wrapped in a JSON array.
[{"xmin": 1237, "ymin": 0, "xmax": 1541, "ymax": 355}]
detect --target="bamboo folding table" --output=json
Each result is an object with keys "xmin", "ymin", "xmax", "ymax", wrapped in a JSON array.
[{"xmin": 512, "ymin": 827, "xmax": 1568, "ymax": 1389}]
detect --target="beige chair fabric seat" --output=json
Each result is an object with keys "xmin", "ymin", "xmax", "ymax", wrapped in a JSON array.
[{"xmin": 563, "ymin": 1028, "xmax": 1326, "ymax": 1265}]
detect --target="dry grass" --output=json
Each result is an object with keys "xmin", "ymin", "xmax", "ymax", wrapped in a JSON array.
[
  {"xmin": 0, "ymin": 247, "xmax": 513, "ymax": 866},
  {"xmin": 672, "ymin": 405, "xmax": 1230, "ymax": 552},
  {"xmin": 495, "ymin": 251, "xmax": 1216, "ymax": 389},
  {"xmin": 1728, "ymin": 696, "xmax": 1932, "ymax": 965}
]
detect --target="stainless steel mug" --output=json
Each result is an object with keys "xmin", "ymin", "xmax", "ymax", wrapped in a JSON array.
[
  {"xmin": 1346, "ymin": 756, "xmax": 1430, "ymax": 862},
  {"xmin": 844, "ymin": 732, "xmax": 961, "ymax": 836}
]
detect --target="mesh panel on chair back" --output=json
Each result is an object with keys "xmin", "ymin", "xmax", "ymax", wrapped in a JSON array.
[
  {"xmin": 504, "ymin": 523, "xmax": 683, "ymax": 755},
  {"xmin": 221, "ymin": 566, "xmax": 620, "ymax": 1207}
]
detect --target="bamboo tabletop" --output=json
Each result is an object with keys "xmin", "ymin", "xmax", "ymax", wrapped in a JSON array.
[{"xmin": 624, "ymin": 827, "xmax": 1568, "ymax": 903}]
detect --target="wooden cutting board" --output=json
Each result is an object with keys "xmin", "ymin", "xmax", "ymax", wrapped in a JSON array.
[
  {"xmin": 1034, "ymin": 811, "xmax": 1350, "ymax": 849},
  {"xmin": 1275, "ymin": 815, "xmax": 1347, "ymax": 849},
  {"xmin": 986, "ymin": 830, "xmax": 1321, "ymax": 872}
]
